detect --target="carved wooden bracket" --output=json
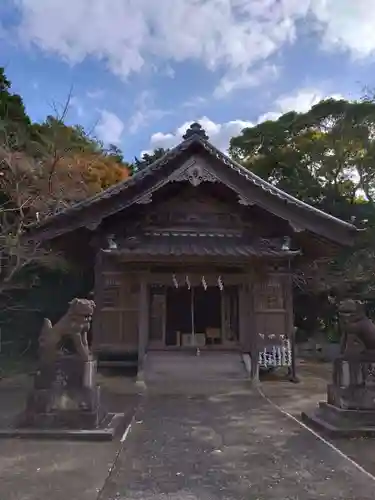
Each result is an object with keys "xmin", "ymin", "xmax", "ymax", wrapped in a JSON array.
[
  {"xmin": 170, "ymin": 160, "xmax": 217, "ymax": 187},
  {"xmin": 289, "ymin": 222, "xmax": 304, "ymax": 233},
  {"xmin": 237, "ymin": 195, "xmax": 255, "ymax": 206},
  {"xmin": 85, "ymin": 220, "xmax": 102, "ymax": 231},
  {"xmin": 106, "ymin": 234, "xmax": 118, "ymax": 249},
  {"xmin": 136, "ymin": 193, "xmax": 153, "ymax": 204}
]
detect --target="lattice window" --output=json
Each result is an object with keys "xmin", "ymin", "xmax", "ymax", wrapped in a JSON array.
[
  {"xmin": 104, "ymin": 274, "xmax": 121, "ymax": 287},
  {"xmin": 102, "ymin": 286, "xmax": 120, "ymax": 308},
  {"xmin": 102, "ymin": 274, "xmax": 122, "ymax": 308},
  {"xmin": 255, "ymin": 277, "xmax": 284, "ymax": 310}
]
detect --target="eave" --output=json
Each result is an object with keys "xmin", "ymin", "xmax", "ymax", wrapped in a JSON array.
[{"xmin": 27, "ymin": 126, "xmax": 360, "ymax": 248}]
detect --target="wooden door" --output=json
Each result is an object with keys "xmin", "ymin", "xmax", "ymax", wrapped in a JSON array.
[
  {"xmin": 93, "ymin": 271, "xmax": 140, "ymax": 354},
  {"xmin": 148, "ymin": 285, "xmax": 166, "ymax": 348},
  {"xmin": 221, "ymin": 286, "xmax": 239, "ymax": 344}
]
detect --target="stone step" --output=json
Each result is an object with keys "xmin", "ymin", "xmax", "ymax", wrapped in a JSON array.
[
  {"xmin": 143, "ymin": 352, "xmax": 248, "ymax": 379},
  {"xmin": 141, "ymin": 351, "xmax": 250, "ymax": 393},
  {"xmin": 142, "ymin": 379, "xmax": 253, "ymax": 395}
]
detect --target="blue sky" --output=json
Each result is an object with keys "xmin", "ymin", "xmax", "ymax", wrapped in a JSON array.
[{"xmin": 1, "ymin": 0, "xmax": 375, "ymax": 160}]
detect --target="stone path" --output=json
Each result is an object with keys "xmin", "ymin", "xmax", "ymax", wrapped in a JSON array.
[{"xmin": 99, "ymin": 391, "xmax": 375, "ymax": 500}]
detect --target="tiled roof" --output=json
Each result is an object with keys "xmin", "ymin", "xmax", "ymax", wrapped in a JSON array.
[
  {"xmin": 102, "ymin": 236, "xmax": 300, "ymax": 258},
  {"xmin": 33, "ymin": 129, "xmax": 357, "ymax": 232}
]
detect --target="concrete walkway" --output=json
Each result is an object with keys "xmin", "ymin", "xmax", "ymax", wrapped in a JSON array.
[{"xmin": 99, "ymin": 391, "xmax": 375, "ymax": 500}]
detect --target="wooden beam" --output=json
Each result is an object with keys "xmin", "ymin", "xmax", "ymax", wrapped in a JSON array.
[
  {"xmin": 137, "ymin": 273, "xmax": 149, "ymax": 369},
  {"xmin": 92, "ymin": 250, "xmax": 103, "ymax": 353}
]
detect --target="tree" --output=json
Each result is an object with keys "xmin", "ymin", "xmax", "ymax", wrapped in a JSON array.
[
  {"xmin": 104, "ymin": 143, "xmax": 124, "ymax": 163},
  {"xmin": 229, "ymin": 99, "xmax": 375, "ymax": 207},
  {"xmin": 0, "ymin": 67, "xmax": 31, "ymax": 150},
  {"xmin": 229, "ymin": 97, "xmax": 375, "ymax": 333},
  {"xmin": 133, "ymin": 147, "xmax": 168, "ymax": 171},
  {"xmin": 0, "ymin": 70, "xmax": 131, "ymax": 297},
  {"xmin": 0, "ymin": 143, "xmax": 67, "ymax": 295}
]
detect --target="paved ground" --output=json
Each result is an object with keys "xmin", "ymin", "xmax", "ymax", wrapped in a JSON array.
[
  {"xmin": 1, "ymin": 362, "xmax": 375, "ymax": 500},
  {"xmin": 98, "ymin": 391, "xmax": 375, "ymax": 500},
  {"xmin": 261, "ymin": 360, "xmax": 375, "ymax": 489},
  {"xmin": 0, "ymin": 371, "xmax": 139, "ymax": 500}
]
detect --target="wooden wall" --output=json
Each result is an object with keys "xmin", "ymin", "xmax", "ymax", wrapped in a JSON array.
[
  {"xmin": 253, "ymin": 273, "xmax": 293, "ymax": 348},
  {"xmin": 92, "ymin": 255, "xmax": 140, "ymax": 354},
  {"xmin": 91, "ymin": 252, "xmax": 294, "ymax": 359}
]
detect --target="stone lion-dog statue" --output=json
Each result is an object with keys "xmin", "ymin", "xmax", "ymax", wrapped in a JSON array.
[
  {"xmin": 338, "ymin": 299, "xmax": 375, "ymax": 355},
  {"xmin": 38, "ymin": 298, "xmax": 95, "ymax": 363}
]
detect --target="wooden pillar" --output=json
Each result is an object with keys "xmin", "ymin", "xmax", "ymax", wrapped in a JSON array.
[
  {"xmin": 239, "ymin": 273, "xmax": 259, "ymax": 382},
  {"xmin": 248, "ymin": 275, "xmax": 259, "ymax": 382},
  {"xmin": 91, "ymin": 250, "xmax": 103, "ymax": 353},
  {"xmin": 284, "ymin": 270, "xmax": 298, "ymax": 382},
  {"xmin": 138, "ymin": 273, "xmax": 149, "ymax": 370},
  {"xmin": 239, "ymin": 283, "xmax": 247, "ymax": 351}
]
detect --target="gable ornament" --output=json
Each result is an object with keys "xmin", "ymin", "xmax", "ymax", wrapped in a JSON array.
[{"xmin": 170, "ymin": 163, "xmax": 217, "ymax": 187}]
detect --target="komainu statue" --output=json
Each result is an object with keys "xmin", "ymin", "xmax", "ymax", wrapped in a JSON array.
[
  {"xmin": 338, "ymin": 299, "xmax": 375, "ymax": 355},
  {"xmin": 19, "ymin": 298, "xmax": 102, "ymax": 430},
  {"xmin": 38, "ymin": 298, "xmax": 95, "ymax": 363}
]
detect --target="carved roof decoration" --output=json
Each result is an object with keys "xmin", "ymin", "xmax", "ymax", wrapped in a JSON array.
[
  {"xmin": 102, "ymin": 235, "xmax": 300, "ymax": 259},
  {"xmin": 28, "ymin": 122, "xmax": 359, "ymax": 245},
  {"xmin": 182, "ymin": 122, "xmax": 209, "ymax": 141}
]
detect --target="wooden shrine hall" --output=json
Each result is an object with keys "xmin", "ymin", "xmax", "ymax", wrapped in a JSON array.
[{"xmin": 29, "ymin": 122, "xmax": 359, "ymax": 379}]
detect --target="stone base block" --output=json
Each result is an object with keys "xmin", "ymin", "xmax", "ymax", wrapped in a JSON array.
[
  {"xmin": 327, "ymin": 384, "xmax": 375, "ymax": 410},
  {"xmin": 302, "ymin": 402, "xmax": 375, "ymax": 437},
  {"xmin": 0, "ymin": 413, "xmax": 128, "ymax": 441},
  {"xmin": 20, "ymin": 385, "xmax": 104, "ymax": 429}
]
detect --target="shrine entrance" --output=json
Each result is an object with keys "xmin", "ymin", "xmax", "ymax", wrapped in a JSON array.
[{"xmin": 148, "ymin": 275, "xmax": 239, "ymax": 350}]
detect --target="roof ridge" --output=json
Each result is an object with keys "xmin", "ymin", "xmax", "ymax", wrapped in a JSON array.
[
  {"xmin": 199, "ymin": 138, "xmax": 357, "ymax": 230},
  {"xmin": 29, "ymin": 131, "xmax": 358, "ymax": 239}
]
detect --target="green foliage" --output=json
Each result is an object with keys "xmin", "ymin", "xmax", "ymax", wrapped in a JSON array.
[
  {"xmin": 0, "ymin": 68, "xmax": 130, "ymax": 347},
  {"xmin": 230, "ymin": 96, "xmax": 375, "ymax": 337},
  {"xmin": 0, "ymin": 267, "xmax": 93, "ymax": 356},
  {"xmin": 0, "ymin": 68, "xmax": 31, "ymax": 149},
  {"xmin": 133, "ymin": 147, "xmax": 168, "ymax": 171}
]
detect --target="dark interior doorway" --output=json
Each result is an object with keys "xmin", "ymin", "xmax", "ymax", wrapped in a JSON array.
[
  {"xmin": 165, "ymin": 286, "xmax": 222, "ymax": 346},
  {"xmin": 193, "ymin": 287, "xmax": 221, "ymax": 343},
  {"xmin": 165, "ymin": 287, "xmax": 191, "ymax": 346}
]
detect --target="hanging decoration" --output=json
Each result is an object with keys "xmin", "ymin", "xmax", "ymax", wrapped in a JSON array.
[
  {"xmin": 185, "ymin": 275, "xmax": 191, "ymax": 290},
  {"xmin": 172, "ymin": 274, "xmax": 179, "ymax": 288},
  {"xmin": 258, "ymin": 338, "xmax": 292, "ymax": 368},
  {"xmin": 217, "ymin": 276, "xmax": 224, "ymax": 291},
  {"xmin": 201, "ymin": 275, "xmax": 207, "ymax": 291}
]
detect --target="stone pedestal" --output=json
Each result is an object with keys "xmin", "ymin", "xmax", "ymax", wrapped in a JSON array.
[
  {"xmin": 19, "ymin": 356, "xmax": 105, "ymax": 429},
  {"xmin": 0, "ymin": 355, "xmax": 127, "ymax": 441},
  {"xmin": 302, "ymin": 355, "xmax": 375, "ymax": 437}
]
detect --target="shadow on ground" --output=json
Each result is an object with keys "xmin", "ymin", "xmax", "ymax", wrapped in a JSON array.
[
  {"xmin": 1, "ymin": 361, "xmax": 375, "ymax": 500},
  {"xmin": 99, "ymin": 391, "xmax": 375, "ymax": 500},
  {"xmin": 0, "ymin": 368, "xmax": 140, "ymax": 500}
]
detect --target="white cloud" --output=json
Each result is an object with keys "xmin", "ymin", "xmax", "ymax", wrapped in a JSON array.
[
  {"xmin": 128, "ymin": 90, "xmax": 171, "ymax": 134},
  {"xmin": 310, "ymin": 0, "xmax": 375, "ymax": 59},
  {"xmin": 214, "ymin": 64, "xmax": 279, "ymax": 99},
  {"xmin": 257, "ymin": 88, "xmax": 345, "ymax": 122},
  {"xmin": 148, "ymin": 117, "xmax": 254, "ymax": 153},
  {"xmin": 182, "ymin": 96, "xmax": 207, "ymax": 109},
  {"xmin": 70, "ymin": 96, "xmax": 85, "ymax": 117},
  {"xmin": 95, "ymin": 110, "xmax": 124, "ymax": 144},
  {"xmin": 146, "ymin": 87, "xmax": 346, "ymax": 154},
  {"xmin": 14, "ymin": 0, "xmax": 375, "ymax": 86},
  {"xmin": 87, "ymin": 89, "xmax": 105, "ymax": 100}
]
